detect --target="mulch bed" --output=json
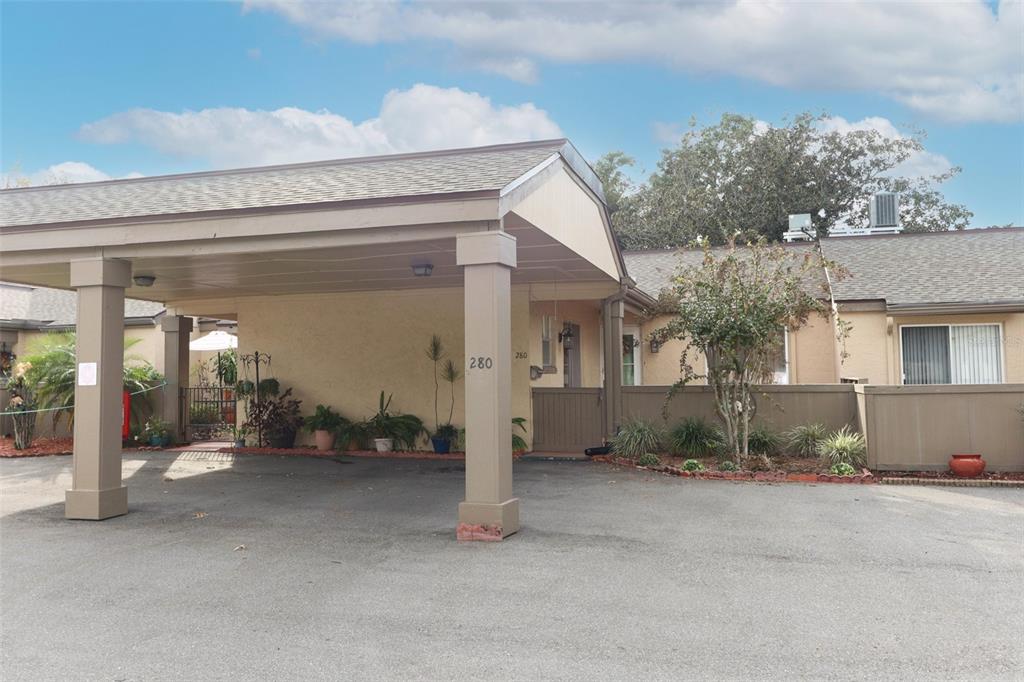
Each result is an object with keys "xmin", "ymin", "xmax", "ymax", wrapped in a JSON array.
[
  {"xmin": 217, "ymin": 446, "xmax": 470, "ymax": 460},
  {"xmin": 878, "ymin": 469, "xmax": 1024, "ymax": 481},
  {"xmin": 594, "ymin": 454, "xmax": 876, "ymax": 484},
  {"xmin": 0, "ymin": 437, "xmax": 73, "ymax": 458}
]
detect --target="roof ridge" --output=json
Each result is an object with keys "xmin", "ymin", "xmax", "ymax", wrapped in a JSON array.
[{"xmin": 0, "ymin": 138, "xmax": 570, "ymax": 193}]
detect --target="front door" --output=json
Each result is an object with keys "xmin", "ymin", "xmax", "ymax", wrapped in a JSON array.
[{"xmin": 562, "ymin": 322, "xmax": 582, "ymax": 387}]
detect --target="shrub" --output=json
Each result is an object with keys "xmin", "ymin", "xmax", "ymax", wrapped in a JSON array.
[
  {"xmin": 667, "ymin": 417, "xmax": 723, "ymax": 457},
  {"xmin": 830, "ymin": 462, "xmax": 857, "ymax": 476},
  {"xmin": 785, "ymin": 423, "xmax": 828, "ymax": 457},
  {"xmin": 456, "ymin": 417, "xmax": 530, "ymax": 453},
  {"xmin": 305, "ymin": 404, "xmax": 347, "ymax": 433},
  {"xmin": 637, "ymin": 453, "xmax": 661, "ymax": 467},
  {"xmin": 611, "ymin": 419, "xmax": 663, "ymax": 459},
  {"xmin": 190, "ymin": 402, "xmax": 221, "ymax": 425},
  {"xmin": 682, "ymin": 458, "xmax": 705, "ymax": 472},
  {"xmin": 817, "ymin": 426, "xmax": 867, "ymax": 468},
  {"xmin": 747, "ymin": 426, "xmax": 782, "ymax": 455},
  {"xmin": 719, "ymin": 460, "xmax": 738, "ymax": 472}
]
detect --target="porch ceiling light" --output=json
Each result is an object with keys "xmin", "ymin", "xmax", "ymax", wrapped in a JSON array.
[
  {"xmin": 133, "ymin": 275, "xmax": 156, "ymax": 287},
  {"xmin": 411, "ymin": 263, "xmax": 433, "ymax": 277}
]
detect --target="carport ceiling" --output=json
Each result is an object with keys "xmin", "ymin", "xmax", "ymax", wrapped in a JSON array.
[{"xmin": 5, "ymin": 222, "xmax": 611, "ymax": 302}]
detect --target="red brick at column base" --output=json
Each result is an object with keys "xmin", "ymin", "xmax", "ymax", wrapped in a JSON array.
[{"xmin": 456, "ymin": 523, "xmax": 504, "ymax": 542}]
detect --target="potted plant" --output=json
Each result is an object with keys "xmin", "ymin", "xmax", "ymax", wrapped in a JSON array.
[
  {"xmin": 305, "ymin": 404, "xmax": 347, "ymax": 451},
  {"xmin": 230, "ymin": 424, "xmax": 250, "ymax": 449},
  {"xmin": 431, "ymin": 423, "xmax": 459, "ymax": 454},
  {"xmin": 143, "ymin": 417, "xmax": 172, "ymax": 447},
  {"xmin": 368, "ymin": 391, "xmax": 424, "ymax": 452},
  {"xmin": 246, "ymin": 388, "xmax": 303, "ymax": 448}
]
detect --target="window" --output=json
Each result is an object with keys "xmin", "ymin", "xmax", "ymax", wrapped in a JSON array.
[
  {"xmin": 541, "ymin": 315, "xmax": 555, "ymax": 368},
  {"xmin": 622, "ymin": 326, "xmax": 641, "ymax": 386},
  {"xmin": 901, "ymin": 324, "xmax": 1003, "ymax": 385},
  {"xmin": 770, "ymin": 329, "xmax": 789, "ymax": 385}
]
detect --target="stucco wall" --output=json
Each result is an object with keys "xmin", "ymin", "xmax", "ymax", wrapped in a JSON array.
[
  {"xmin": 16, "ymin": 326, "xmax": 164, "ymax": 372},
  {"xmin": 840, "ymin": 310, "xmax": 1024, "ymax": 384},
  {"xmin": 234, "ymin": 287, "xmax": 533, "ymax": 447},
  {"xmin": 638, "ymin": 312, "xmax": 839, "ymax": 386},
  {"xmin": 527, "ymin": 300, "xmax": 602, "ymax": 388}
]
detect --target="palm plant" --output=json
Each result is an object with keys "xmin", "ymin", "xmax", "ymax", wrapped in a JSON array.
[
  {"xmin": 441, "ymin": 358, "xmax": 460, "ymax": 426},
  {"xmin": 425, "ymin": 334, "xmax": 445, "ymax": 432},
  {"xmin": 368, "ymin": 391, "xmax": 424, "ymax": 450},
  {"xmin": 23, "ymin": 332, "xmax": 163, "ymax": 429},
  {"xmin": 456, "ymin": 417, "xmax": 530, "ymax": 453},
  {"xmin": 747, "ymin": 425, "xmax": 782, "ymax": 456}
]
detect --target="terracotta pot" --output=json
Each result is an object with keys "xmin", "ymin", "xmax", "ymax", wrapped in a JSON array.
[
  {"xmin": 949, "ymin": 453, "xmax": 985, "ymax": 478},
  {"xmin": 314, "ymin": 429, "xmax": 336, "ymax": 452}
]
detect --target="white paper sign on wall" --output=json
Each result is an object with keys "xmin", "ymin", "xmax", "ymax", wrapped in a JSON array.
[{"xmin": 77, "ymin": 362, "xmax": 97, "ymax": 386}]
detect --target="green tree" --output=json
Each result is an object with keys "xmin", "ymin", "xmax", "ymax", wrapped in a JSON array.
[
  {"xmin": 653, "ymin": 238, "xmax": 837, "ymax": 459},
  {"xmin": 593, "ymin": 151, "xmax": 636, "ymax": 218},
  {"xmin": 21, "ymin": 332, "xmax": 164, "ymax": 429},
  {"xmin": 607, "ymin": 113, "xmax": 972, "ymax": 249}
]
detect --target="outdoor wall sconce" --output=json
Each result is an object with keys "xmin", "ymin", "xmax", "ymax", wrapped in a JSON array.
[
  {"xmin": 650, "ymin": 338, "xmax": 662, "ymax": 354},
  {"xmin": 411, "ymin": 263, "xmax": 433, "ymax": 277},
  {"xmin": 133, "ymin": 275, "xmax": 156, "ymax": 287},
  {"xmin": 558, "ymin": 324, "xmax": 575, "ymax": 347}
]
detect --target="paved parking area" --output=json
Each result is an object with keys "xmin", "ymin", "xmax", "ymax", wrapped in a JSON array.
[{"xmin": 2, "ymin": 452, "xmax": 1022, "ymax": 680}]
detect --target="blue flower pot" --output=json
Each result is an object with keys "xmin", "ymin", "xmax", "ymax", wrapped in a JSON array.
[{"xmin": 430, "ymin": 437, "xmax": 451, "ymax": 454}]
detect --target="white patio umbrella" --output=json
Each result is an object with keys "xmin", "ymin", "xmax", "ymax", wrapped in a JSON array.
[
  {"xmin": 189, "ymin": 331, "xmax": 238, "ymax": 386},
  {"xmin": 189, "ymin": 330, "xmax": 238, "ymax": 352}
]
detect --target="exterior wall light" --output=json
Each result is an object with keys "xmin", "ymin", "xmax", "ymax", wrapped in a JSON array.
[
  {"xmin": 133, "ymin": 275, "xmax": 156, "ymax": 287},
  {"xmin": 411, "ymin": 264, "xmax": 433, "ymax": 277},
  {"xmin": 650, "ymin": 338, "xmax": 661, "ymax": 354}
]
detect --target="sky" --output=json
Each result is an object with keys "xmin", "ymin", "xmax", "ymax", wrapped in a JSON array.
[{"xmin": 2, "ymin": 0, "xmax": 1022, "ymax": 227}]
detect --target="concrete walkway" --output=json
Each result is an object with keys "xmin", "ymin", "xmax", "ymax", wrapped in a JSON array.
[{"xmin": 1, "ymin": 452, "xmax": 1022, "ymax": 680}]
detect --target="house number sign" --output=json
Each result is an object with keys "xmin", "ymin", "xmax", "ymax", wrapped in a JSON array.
[{"xmin": 469, "ymin": 356, "xmax": 493, "ymax": 370}]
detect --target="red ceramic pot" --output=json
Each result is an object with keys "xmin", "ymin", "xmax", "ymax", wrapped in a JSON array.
[{"xmin": 949, "ymin": 454, "xmax": 986, "ymax": 478}]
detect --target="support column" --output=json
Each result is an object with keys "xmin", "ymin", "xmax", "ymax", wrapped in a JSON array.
[
  {"xmin": 456, "ymin": 231, "xmax": 519, "ymax": 541},
  {"xmin": 602, "ymin": 296, "xmax": 624, "ymax": 440},
  {"xmin": 66, "ymin": 258, "xmax": 132, "ymax": 520},
  {"xmin": 160, "ymin": 315, "xmax": 192, "ymax": 443}
]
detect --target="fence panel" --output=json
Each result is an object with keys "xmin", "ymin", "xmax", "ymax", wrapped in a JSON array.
[
  {"xmin": 856, "ymin": 384, "xmax": 1024, "ymax": 471},
  {"xmin": 622, "ymin": 384, "xmax": 858, "ymax": 433},
  {"xmin": 531, "ymin": 387, "xmax": 604, "ymax": 452}
]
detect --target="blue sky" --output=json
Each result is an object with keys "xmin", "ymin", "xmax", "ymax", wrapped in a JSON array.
[{"xmin": 2, "ymin": 1, "xmax": 1022, "ymax": 227}]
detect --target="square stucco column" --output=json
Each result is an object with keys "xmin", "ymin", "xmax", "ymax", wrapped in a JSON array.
[
  {"xmin": 160, "ymin": 315, "xmax": 192, "ymax": 443},
  {"xmin": 66, "ymin": 258, "xmax": 132, "ymax": 520},
  {"xmin": 456, "ymin": 231, "xmax": 519, "ymax": 541},
  {"xmin": 602, "ymin": 297, "xmax": 624, "ymax": 440}
]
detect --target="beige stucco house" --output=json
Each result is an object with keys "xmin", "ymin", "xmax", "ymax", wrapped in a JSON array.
[
  {"xmin": 620, "ymin": 228, "xmax": 1024, "ymax": 387},
  {"xmin": 0, "ymin": 139, "xmax": 654, "ymax": 538}
]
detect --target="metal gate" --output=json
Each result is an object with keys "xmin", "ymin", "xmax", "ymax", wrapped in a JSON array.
[{"xmin": 182, "ymin": 386, "xmax": 236, "ymax": 441}]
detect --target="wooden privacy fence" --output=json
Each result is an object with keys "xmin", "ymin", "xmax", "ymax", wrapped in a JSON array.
[
  {"xmin": 855, "ymin": 384, "xmax": 1024, "ymax": 472},
  {"xmin": 621, "ymin": 385, "xmax": 858, "ymax": 433},
  {"xmin": 531, "ymin": 387, "xmax": 604, "ymax": 452}
]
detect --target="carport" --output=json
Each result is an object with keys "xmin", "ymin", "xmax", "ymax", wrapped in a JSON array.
[{"xmin": 0, "ymin": 139, "xmax": 640, "ymax": 539}]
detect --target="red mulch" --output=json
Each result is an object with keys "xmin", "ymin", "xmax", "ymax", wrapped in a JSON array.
[
  {"xmin": 0, "ymin": 437, "xmax": 73, "ymax": 458},
  {"xmin": 594, "ymin": 454, "xmax": 877, "ymax": 484}
]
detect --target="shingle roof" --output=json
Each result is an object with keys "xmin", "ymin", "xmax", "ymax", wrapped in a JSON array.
[
  {"xmin": 0, "ymin": 140, "xmax": 567, "ymax": 228},
  {"xmin": 623, "ymin": 242, "xmax": 825, "ymax": 299},
  {"xmin": 0, "ymin": 283, "xmax": 164, "ymax": 327},
  {"xmin": 819, "ymin": 228, "xmax": 1024, "ymax": 306},
  {"xmin": 622, "ymin": 228, "xmax": 1024, "ymax": 309}
]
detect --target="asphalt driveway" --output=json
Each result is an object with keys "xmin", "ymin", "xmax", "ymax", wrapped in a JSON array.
[{"xmin": 1, "ymin": 452, "xmax": 1021, "ymax": 681}]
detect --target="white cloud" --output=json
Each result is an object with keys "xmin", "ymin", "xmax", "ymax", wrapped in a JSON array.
[
  {"xmin": 244, "ymin": 0, "xmax": 1024, "ymax": 123},
  {"xmin": 818, "ymin": 116, "xmax": 955, "ymax": 179},
  {"xmin": 4, "ymin": 161, "xmax": 143, "ymax": 186},
  {"xmin": 77, "ymin": 84, "xmax": 562, "ymax": 167}
]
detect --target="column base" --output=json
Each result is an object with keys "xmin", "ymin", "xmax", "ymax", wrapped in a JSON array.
[
  {"xmin": 457, "ymin": 498, "xmax": 519, "ymax": 541},
  {"xmin": 65, "ymin": 486, "xmax": 128, "ymax": 520}
]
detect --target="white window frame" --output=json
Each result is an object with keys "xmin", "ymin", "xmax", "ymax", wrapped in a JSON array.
[
  {"xmin": 773, "ymin": 328, "xmax": 790, "ymax": 385},
  {"xmin": 540, "ymin": 315, "xmax": 556, "ymax": 369},
  {"xmin": 623, "ymin": 325, "xmax": 642, "ymax": 386},
  {"xmin": 898, "ymin": 322, "xmax": 1006, "ymax": 385}
]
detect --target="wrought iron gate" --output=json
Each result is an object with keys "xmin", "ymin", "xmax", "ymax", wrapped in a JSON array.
[{"xmin": 182, "ymin": 386, "xmax": 236, "ymax": 441}]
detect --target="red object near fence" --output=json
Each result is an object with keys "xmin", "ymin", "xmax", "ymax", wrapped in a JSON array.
[{"xmin": 122, "ymin": 391, "xmax": 130, "ymax": 439}]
